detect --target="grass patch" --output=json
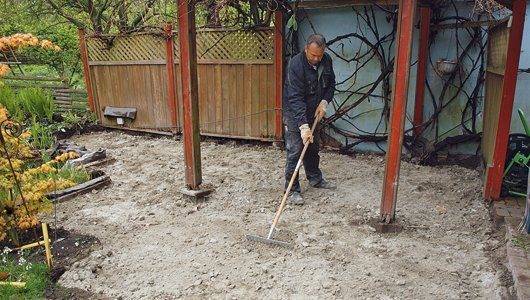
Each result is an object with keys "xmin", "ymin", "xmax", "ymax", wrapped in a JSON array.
[
  {"xmin": 0, "ymin": 251, "xmax": 49, "ymax": 299},
  {"xmin": 17, "ymin": 88, "xmax": 56, "ymax": 123}
]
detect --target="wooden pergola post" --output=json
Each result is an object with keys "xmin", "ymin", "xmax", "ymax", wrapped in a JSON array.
[
  {"xmin": 274, "ymin": 10, "xmax": 284, "ymax": 143},
  {"xmin": 379, "ymin": 0, "xmax": 417, "ymax": 225},
  {"xmin": 413, "ymin": 6, "xmax": 431, "ymax": 138},
  {"xmin": 78, "ymin": 28, "xmax": 96, "ymax": 114},
  {"xmin": 484, "ymin": 0, "xmax": 527, "ymax": 200},
  {"xmin": 177, "ymin": 0, "xmax": 203, "ymax": 191}
]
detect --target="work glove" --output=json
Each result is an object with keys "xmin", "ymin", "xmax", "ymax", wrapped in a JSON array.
[
  {"xmin": 314, "ymin": 100, "xmax": 328, "ymax": 121},
  {"xmin": 299, "ymin": 124, "xmax": 313, "ymax": 145}
]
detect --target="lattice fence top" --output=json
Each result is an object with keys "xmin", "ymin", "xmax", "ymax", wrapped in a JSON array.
[
  {"xmin": 194, "ymin": 29, "xmax": 274, "ymax": 61},
  {"xmin": 85, "ymin": 28, "xmax": 274, "ymax": 62},
  {"xmin": 86, "ymin": 34, "xmax": 166, "ymax": 62}
]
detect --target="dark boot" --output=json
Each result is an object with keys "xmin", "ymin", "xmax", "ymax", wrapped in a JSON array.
[
  {"xmin": 311, "ymin": 178, "xmax": 336, "ymax": 190},
  {"xmin": 288, "ymin": 191, "xmax": 304, "ymax": 205}
]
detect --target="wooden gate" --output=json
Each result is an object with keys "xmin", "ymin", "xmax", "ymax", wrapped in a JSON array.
[
  {"xmin": 482, "ymin": 20, "xmax": 509, "ymax": 177},
  {"xmin": 82, "ymin": 27, "xmax": 279, "ymax": 141}
]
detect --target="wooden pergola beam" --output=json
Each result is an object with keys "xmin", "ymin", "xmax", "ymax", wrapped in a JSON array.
[
  {"xmin": 297, "ymin": 0, "xmax": 452, "ymax": 8},
  {"xmin": 298, "ymin": 0, "xmax": 398, "ymax": 8}
]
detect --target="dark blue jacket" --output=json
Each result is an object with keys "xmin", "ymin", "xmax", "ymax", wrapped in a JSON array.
[{"xmin": 282, "ymin": 51, "xmax": 335, "ymax": 130}]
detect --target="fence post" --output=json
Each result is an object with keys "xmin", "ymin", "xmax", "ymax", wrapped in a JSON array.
[
  {"xmin": 77, "ymin": 28, "xmax": 96, "ymax": 114},
  {"xmin": 274, "ymin": 11, "xmax": 284, "ymax": 143},
  {"xmin": 164, "ymin": 23, "xmax": 179, "ymax": 133}
]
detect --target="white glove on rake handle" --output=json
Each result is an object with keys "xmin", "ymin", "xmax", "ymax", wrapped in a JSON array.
[
  {"xmin": 299, "ymin": 124, "xmax": 313, "ymax": 145},
  {"xmin": 299, "ymin": 100, "xmax": 327, "ymax": 145},
  {"xmin": 314, "ymin": 100, "xmax": 328, "ymax": 121}
]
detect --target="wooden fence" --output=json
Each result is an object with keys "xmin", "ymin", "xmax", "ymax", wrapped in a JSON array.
[
  {"xmin": 482, "ymin": 20, "xmax": 509, "ymax": 171},
  {"xmin": 81, "ymin": 27, "xmax": 281, "ymax": 141},
  {"xmin": 4, "ymin": 76, "xmax": 88, "ymax": 112}
]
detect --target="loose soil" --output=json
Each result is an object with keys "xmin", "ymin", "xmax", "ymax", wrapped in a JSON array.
[{"xmin": 45, "ymin": 131, "xmax": 507, "ymax": 299}]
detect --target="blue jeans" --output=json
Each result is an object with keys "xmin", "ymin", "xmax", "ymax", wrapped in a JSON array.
[{"xmin": 284, "ymin": 125, "xmax": 323, "ymax": 193}]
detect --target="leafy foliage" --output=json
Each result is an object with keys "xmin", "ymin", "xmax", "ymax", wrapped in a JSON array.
[
  {"xmin": 17, "ymin": 88, "xmax": 56, "ymax": 123},
  {"xmin": 0, "ymin": 33, "xmax": 62, "ymax": 78},
  {"xmin": 0, "ymin": 105, "xmax": 88, "ymax": 244},
  {"xmin": 0, "ymin": 85, "xmax": 56, "ymax": 126}
]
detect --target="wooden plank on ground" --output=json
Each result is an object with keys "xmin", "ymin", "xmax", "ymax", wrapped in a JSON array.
[{"xmin": 48, "ymin": 174, "xmax": 111, "ymax": 203}]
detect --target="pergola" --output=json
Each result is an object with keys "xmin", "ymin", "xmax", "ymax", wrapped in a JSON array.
[{"xmin": 175, "ymin": 0, "xmax": 527, "ymax": 226}]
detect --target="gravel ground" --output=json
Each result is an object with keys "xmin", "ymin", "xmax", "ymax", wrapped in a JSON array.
[{"xmin": 49, "ymin": 131, "xmax": 505, "ymax": 299}]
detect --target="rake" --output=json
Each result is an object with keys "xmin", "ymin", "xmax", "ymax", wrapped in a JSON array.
[{"xmin": 246, "ymin": 118, "xmax": 319, "ymax": 247}]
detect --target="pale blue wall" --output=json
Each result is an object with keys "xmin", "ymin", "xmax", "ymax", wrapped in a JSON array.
[
  {"xmin": 511, "ymin": 4, "xmax": 530, "ymax": 134},
  {"xmin": 293, "ymin": 2, "xmax": 529, "ymax": 154},
  {"xmin": 296, "ymin": 6, "xmax": 398, "ymax": 153}
]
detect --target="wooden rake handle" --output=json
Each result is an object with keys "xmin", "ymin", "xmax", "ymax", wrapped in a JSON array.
[{"xmin": 267, "ymin": 117, "xmax": 320, "ymax": 239}]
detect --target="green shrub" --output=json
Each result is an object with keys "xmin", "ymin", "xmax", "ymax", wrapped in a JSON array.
[
  {"xmin": 17, "ymin": 88, "xmax": 56, "ymax": 122},
  {"xmin": 29, "ymin": 119, "xmax": 54, "ymax": 150},
  {"xmin": 0, "ymin": 85, "xmax": 23, "ymax": 121},
  {"xmin": 61, "ymin": 111, "xmax": 82, "ymax": 128},
  {"xmin": 56, "ymin": 164, "xmax": 90, "ymax": 184}
]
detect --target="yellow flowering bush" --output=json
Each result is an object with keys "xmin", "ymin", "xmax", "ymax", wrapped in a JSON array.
[
  {"xmin": 0, "ymin": 105, "xmax": 86, "ymax": 243},
  {"xmin": 0, "ymin": 33, "xmax": 61, "ymax": 78}
]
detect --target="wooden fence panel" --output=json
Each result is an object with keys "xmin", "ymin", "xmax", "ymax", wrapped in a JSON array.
[
  {"xmin": 86, "ymin": 33, "xmax": 174, "ymax": 132},
  {"xmin": 482, "ymin": 21, "xmax": 509, "ymax": 169},
  {"xmin": 90, "ymin": 64, "xmax": 172, "ymax": 130},
  {"xmin": 179, "ymin": 28, "xmax": 276, "ymax": 140},
  {"xmin": 84, "ymin": 28, "xmax": 277, "ymax": 140},
  {"xmin": 189, "ymin": 63, "xmax": 275, "ymax": 139}
]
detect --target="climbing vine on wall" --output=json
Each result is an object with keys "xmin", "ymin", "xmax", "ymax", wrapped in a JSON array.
[{"xmin": 285, "ymin": 0, "xmax": 489, "ymax": 163}]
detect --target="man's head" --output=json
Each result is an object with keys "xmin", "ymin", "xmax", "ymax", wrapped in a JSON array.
[{"xmin": 304, "ymin": 34, "xmax": 326, "ymax": 66}]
